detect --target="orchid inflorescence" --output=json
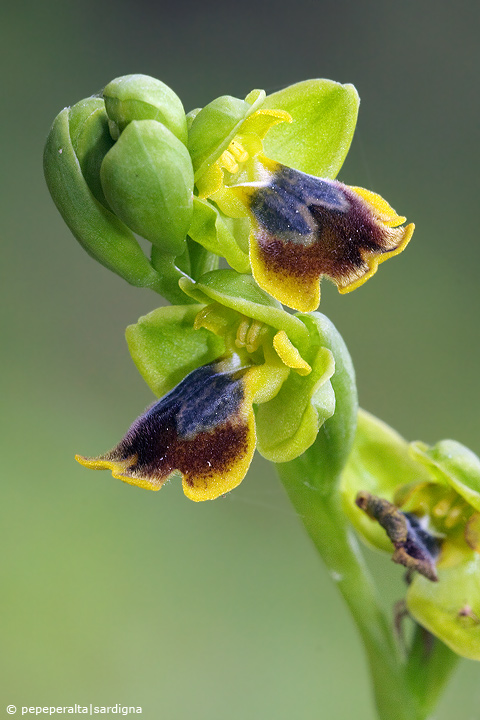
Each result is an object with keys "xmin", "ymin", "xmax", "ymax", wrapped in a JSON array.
[{"xmin": 44, "ymin": 73, "xmax": 479, "ymax": 720}]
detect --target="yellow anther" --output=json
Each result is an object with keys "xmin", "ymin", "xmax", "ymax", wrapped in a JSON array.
[
  {"xmin": 229, "ymin": 138, "xmax": 249, "ymax": 163},
  {"xmin": 220, "ymin": 149, "xmax": 239, "ymax": 174},
  {"xmin": 245, "ymin": 320, "xmax": 266, "ymax": 353},
  {"xmin": 235, "ymin": 317, "xmax": 266, "ymax": 353},
  {"xmin": 235, "ymin": 317, "xmax": 250, "ymax": 348},
  {"xmin": 273, "ymin": 330, "xmax": 311, "ymax": 376}
]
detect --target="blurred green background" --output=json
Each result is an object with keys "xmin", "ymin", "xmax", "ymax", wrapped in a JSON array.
[{"xmin": 2, "ymin": 0, "xmax": 480, "ymax": 717}]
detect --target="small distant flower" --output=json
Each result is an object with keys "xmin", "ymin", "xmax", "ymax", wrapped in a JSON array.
[{"xmin": 342, "ymin": 409, "xmax": 480, "ymax": 660}]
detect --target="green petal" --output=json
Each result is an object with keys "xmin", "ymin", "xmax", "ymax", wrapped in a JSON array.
[
  {"xmin": 189, "ymin": 91, "xmax": 266, "ymax": 181},
  {"xmin": 100, "ymin": 120, "xmax": 193, "ymax": 256},
  {"xmin": 189, "ymin": 197, "xmax": 250, "ymax": 273},
  {"xmin": 407, "ymin": 552, "xmax": 480, "ymax": 661},
  {"xmin": 341, "ymin": 409, "xmax": 432, "ymax": 552},
  {"xmin": 179, "ymin": 270, "xmax": 309, "ymax": 346},
  {"xmin": 256, "ymin": 344, "xmax": 335, "ymax": 463},
  {"xmin": 261, "ymin": 79, "xmax": 359, "ymax": 178},
  {"xmin": 126, "ymin": 305, "xmax": 225, "ymax": 397},
  {"xmin": 103, "ymin": 74, "xmax": 188, "ymax": 145},
  {"xmin": 410, "ymin": 440, "xmax": 480, "ymax": 513}
]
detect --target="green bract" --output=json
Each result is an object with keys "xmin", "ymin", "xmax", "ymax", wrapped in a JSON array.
[{"xmin": 342, "ymin": 410, "xmax": 480, "ymax": 660}]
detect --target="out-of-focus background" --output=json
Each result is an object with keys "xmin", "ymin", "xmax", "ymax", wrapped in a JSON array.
[{"xmin": 2, "ymin": 0, "xmax": 479, "ymax": 717}]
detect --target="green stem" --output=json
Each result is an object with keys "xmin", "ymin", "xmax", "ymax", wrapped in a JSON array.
[
  {"xmin": 275, "ymin": 314, "xmax": 458, "ymax": 718},
  {"xmin": 405, "ymin": 625, "xmax": 459, "ymax": 717},
  {"xmin": 277, "ymin": 457, "xmax": 419, "ymax": 720}
]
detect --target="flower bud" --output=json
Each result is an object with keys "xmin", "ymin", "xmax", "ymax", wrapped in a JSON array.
[
  {"xmin": 100, "ymin": 119, "xmax": 194, "ymax": 256},
  {"xmin": 67, "ymin": 97, "xmax": 115, "ymax": 207},
  {"xmin": 44, "ymin": 102, "xmax": 169, "ymax": 291},
  {"xmin": 103, "ymin": 74, "xmax": 188, "ymax": 144}
]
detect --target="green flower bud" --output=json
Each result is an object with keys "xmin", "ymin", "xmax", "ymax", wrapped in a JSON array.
[
  {"xmin": 67, "ymin": 97, "xmax": 114, "ymax": 208},
  {"xmin": 44, "ymin": 104, "xmax": 173, "ymax": 293},
  {"xmin": 100, "ymin": 119, "xmax": 194, "ymax": 256},
  {"xmin": 103, "ymin": 74, "xmax": 188, "ymax": 145}
]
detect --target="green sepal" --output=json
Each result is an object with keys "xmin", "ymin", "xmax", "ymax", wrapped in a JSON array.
[
  {"xmin": 407, "ymin": 552, "xmax": 480, "ymax": 661},
  {"xmin": 68, "ymin": 97, "xmax": 114, "ymax": 208},
  {"xmin": 341, "ymin": 410, "xmax": 432, "ymax": 552},
  {"xmin": 410, "ymin": 440, "xmax": 480, "ymax": 513},
  {"xmin": 126, "ymin": 304, "xmax": 225, "ymax": 397},
  {"xmin": 103, "ymin": 74, "xmax": 188, "ymax": 145},
  {"xmin": 188, "ymin": 90, "xmax": 265, "ymax": 181},
  {"xmin": 189, "ymin": 197, "xmax": 250, "ymax": 273},
  {"xmin": 289, "ymin": 312, "xmax": 357, "ymax": 487},
  {"xmin": 43, "ymin": 107, "xmax": 166, "ymax": 291},
  {"xmin": 256, "ymin": 342, "xmax": 335, "ymax": 463},
  {"xmin": 100, "ymin": 119, "xmax": 194, "ymax": 256},
  {"xmin": 179, "ymin": 270, "xmax": 309, "ymax": 346},
  {"xmin": 261, "ymin": 79, "xmax": 359, "ymax": 179}
]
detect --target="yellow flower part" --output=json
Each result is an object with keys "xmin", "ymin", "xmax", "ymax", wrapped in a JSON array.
[
  {"xmin": 273, "ymin": 330, "xmax": 311, "ymax": 376},
  {"xmin": 219, "ymin": 161, "xmax": 414, "ymax": 312},
  {"xmin": 76, "ymin": 358, "xmax": 261, "ymax": 501},
  {"xmin": 196, "ymin": 108, "xmax": 292, "ymax": 203}
]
